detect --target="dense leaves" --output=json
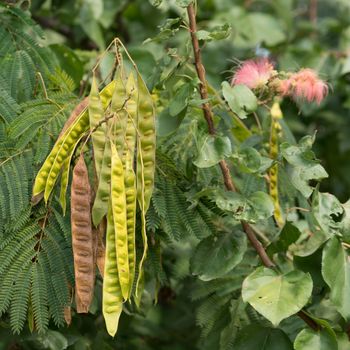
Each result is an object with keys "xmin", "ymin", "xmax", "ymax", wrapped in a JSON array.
[{"xmin": 1, "ymin": 0, "xmax": 350, "ymax": 349}]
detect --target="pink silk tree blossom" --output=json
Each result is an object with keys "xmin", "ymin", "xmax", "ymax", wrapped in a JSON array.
[
  {"xmin": 279, "ymin": 68, "xmax": 328, "ymax": 104},
  {"xmin": 232, "ymin": 58, "xmax": 275, "ymax": 89}
]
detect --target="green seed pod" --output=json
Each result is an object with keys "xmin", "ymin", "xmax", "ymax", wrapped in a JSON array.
[
  {"xmin": 269, "ymin": 101, "xmax": 284, "ymax": 228},
  {"xmin": 37, "ymin": 81, "xmax": 116, "ymax": 203},
  {"xmin": 135, "ymin": 72, "xmax": 156, "ymax": 295},
  {"xmin": 110, "ymin": 141, "xmax": 130, "ymax": 300},
  {"xmin": 89, "ymin": 75, "xmax": 106, "ymax": 177},
  {"xmin": 124, "ymin": 149, "xmax": 136, "ymax": 297},
  {"xmin": 92, "ymin": 142, "xmax": 112, "ymax": 226}
]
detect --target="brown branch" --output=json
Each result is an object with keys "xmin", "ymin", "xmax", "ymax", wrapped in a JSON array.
[
  {"xmin": 186, "ymin": 2, "xmax": 319, "ymax": 331},
  {"xmin": 309, "ymin": 0, "xmax": 318, "ymax": 25},
  {"xmin": 187, "ymin": 3, "xmax": 273, "ymax": 267}
]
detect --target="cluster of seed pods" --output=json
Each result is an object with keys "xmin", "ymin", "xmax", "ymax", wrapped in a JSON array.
[{"xmin": 31, "ymin": 50, "xmax": 156, "ymax": 337}]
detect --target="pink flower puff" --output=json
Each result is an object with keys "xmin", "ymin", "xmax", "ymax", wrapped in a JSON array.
[
  {"xmin": 232, "ymin": 58, "xmax": 275, "ymax": 89},
  {"xmin": 279, "ymin": 68, "xmax": 328, "ymax": 104}
]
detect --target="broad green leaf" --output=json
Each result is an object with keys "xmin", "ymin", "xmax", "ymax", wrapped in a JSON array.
[
  {"xmin": 144, "ymin": 18, "xmax": 181, "ymax": 43},
  {"xmin": 222, "ymin": 82, "xmax": 257, "ymax": 119},
  {"xmin": 215, "ymin": 190, "xmax": 274, "ymax": 223},
  {"xmin": 337, "ymin": 333, "xmax": 350, "ymax": 350},
  {"xmin": 169, "ymin": 83, "xmax": 193, "ymax": 116},
  {"xmin": 280, "ymin": 136, "xmax": 328, "ymax": 198},
  {"xmin": 157, "ymin": 107, "xmax": 186, "ymax": 136},
  {"xmin": 175, "ymin": 0, "xmax": 192, "ymax": 7},
  {"xmin": 149, "ymin": 0, "xmax": 162, "ymax": 6},
  {"xmin": 191, "ymin": 230, "xmax": 247, "ymax": 281},
  {"xmin": 234, "ymin": 12, "xmax": 286, "ymax": 48},
  {"xmin": 234, "ymin": 325, "xmax": 293, "ymax": 350},
  {"xmin": 322, "ymin": 237, "xmax": 350, "ymax": 320},
  {"xmin": 294, "ymin": 329, "xmax": 338, "ymax": 350},
  {"xmin": 233, "ymin": 147, "xmax": 273, "ymax": 174},
  {"xmin": 267, "ymin": 221, "xmax": 302, "ymax": 255},
  {"xmin": 79, "ymin": 0, "xmax": 105, "ymax": 49},
  {"xmin": 36, "ymin": 330, "xmax": 68, "ymax": 350},
  {"xmin": 294, "ymin": 249, "xmax": 325, "ymax": 289},
  {"xmin": 242, "ymin": 267, "xmax": 313, "ymax": 326},
  {"xmin": 340, "ymin": 199, "xmax": 350, "ymax": 243},
  {"xmin": 196, "ymin": 24, "xmax": 231, "ymax": 42},
  {"xmin": 296, "ymin": 192, "xmax": 343, "ymax": 256},
  {"xmin": 194, "ymin": 135, "xmax": 231, "ymax": 168}
]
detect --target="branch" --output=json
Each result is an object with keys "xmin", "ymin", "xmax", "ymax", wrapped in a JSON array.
[
  {"xmin": 186, "ymin": 3, "xmax": 273, "ymax": 268},
  {"xmin": 186, "ymin": 2, "xmax": 319, "ymax": 331}
]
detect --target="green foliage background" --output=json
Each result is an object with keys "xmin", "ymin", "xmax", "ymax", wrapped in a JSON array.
[{"xmin": 0, "ymin": 0, "xmax": 350, "ymax": 349}]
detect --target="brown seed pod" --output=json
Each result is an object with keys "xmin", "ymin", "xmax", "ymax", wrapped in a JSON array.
[{"xmin": 71, "ymin": 154, "xmax": 94, "ymax": 313}]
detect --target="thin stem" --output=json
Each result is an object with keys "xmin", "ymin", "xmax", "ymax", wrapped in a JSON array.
[{"xmin": 186, "ymin": 2, "xmax": 319, "ymax": 331}]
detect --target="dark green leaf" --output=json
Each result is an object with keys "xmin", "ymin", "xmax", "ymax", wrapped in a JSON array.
[
  {"xmin": 194, "ymin": 135, "xmax": 232, "ymax": 168},
  {"xmin": 169, "ymin": 83, "xmax": 193, "ymax": 116},
  {"xmin": 191, "ymin": 230, "xmax": 247, "ymax": 281},
  {"xmin": 235, "ymin": 325, "xmax": 293, "ymax": 350},
  {"xmin": 280, "ymin": 136, "xmax": 328, "ymax": 198},
  {"xmin": 196, "ymin": 24, "xmax": 231, "ymax": 42},
  {"xmin": 267, "ymin": 221, "xmax": 302, "ymax": 255},
  {"xmin": 322, "ymin": 237, "xmax": 350, "ymax": 320}
]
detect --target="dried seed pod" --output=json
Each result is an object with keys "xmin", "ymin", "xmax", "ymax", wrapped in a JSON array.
[{"xmin": 71, "ymin": 154, "xmax": 94, "ymax": 313}]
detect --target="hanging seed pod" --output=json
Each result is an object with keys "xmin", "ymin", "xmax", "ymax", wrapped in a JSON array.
[
  {"xmin": 32, "ymin": 81, "xmax": 116, "ymax": 202},
  {"xmin": 89, "ymin": 75, "xmax": 106, "ymax": 177},
  {"xmin": 103, "ymin": 204, "xmax": 123, "ymax": 337},
  {"xmin": 96, "ymin": 218, "xmax": 106, "ymax": 277},
  {"xmin": 110, "ymin": 68, "xmax": 128, "ymax": 156},
  {"xmin": 59, "ymin": 98, "xmax": 89, "ymax": 138},
  {"xmin": 92, "ymin": 142, "xmax": 112, "ymax": 227},
  {"xmin": 269, "ymin": 101, "xmax": 284, "ymax": 228},
  {"xmin": 71, "ymin": 154, "xmax": 94, "ymax": 313},
  {"xmin": 110, "ymin": 142, "xmax": 130, "ymax": 300},
  {"xmin": 135, "ymin": 72, "xmax": 156, "ymax": 295}
]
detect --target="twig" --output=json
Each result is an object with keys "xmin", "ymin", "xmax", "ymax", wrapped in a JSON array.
[
  {"xmin": 309, "ymin": 0, "xmax": 318, "ymax": 25},
  {"xmin": 186, "ymin": 2, "xmax": 319, "ymax": 331}
]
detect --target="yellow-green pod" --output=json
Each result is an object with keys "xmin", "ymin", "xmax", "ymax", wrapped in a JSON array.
[
  {"xmin": 110, "ymin": 141, "xmax": 130, "ymax": 300},
  {"xmin": 92, "ymin": 142, "xmax": 112, "ymax": 226},
  {"xmin": 103, "ymin": 204, "xmax": 123, "ymax": 337},
  {"xmin": 42, "ymin": 81, "xmax": 116, "ymax": 203},
  {"xmin": 110, "ymin": 68, "xmax": 128, "ymax": 156},
  {"xmin": 89, "ymin": 75, "xmax": 106, "ymax": 177},
  {"xmin": 136, "ymin": 72, "xmax": 155, "ymax": 211},
  {"xmin": 124, "ymin": 149, "xmax": 136, "ymax": 297},
  {"xmin": 32, "ymin": 107, "xmax": 88, "ymax": 198},
  {"xmin": 123, "ymin": 73, "xmax": 137, "ymax": 162},
  {"xmin": 135, "ymin": 72, "xmax": 156, "ymax": 295},
  {"xmin": 269, "ymin": 101, "xmax": 284, "ymax": 228}
]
